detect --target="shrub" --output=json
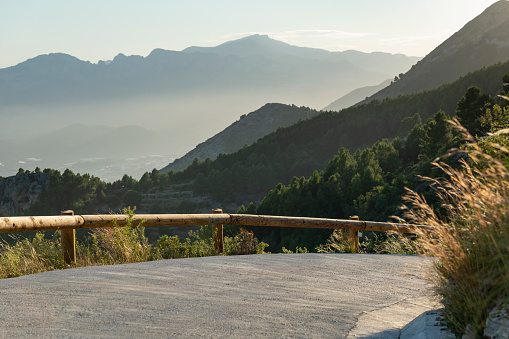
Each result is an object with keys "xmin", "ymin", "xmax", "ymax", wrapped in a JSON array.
[
  {"xmin": 401, "ymin": 121, "xmax": 509, "ymax": 337},
  {"xmin": 0, "ymin": 232, "xmax": 67, "ymax": 278},
  {"xmin": 316, "ymin": 229, "xmax": 420, "ymax": 254},
  {"xmin": 150, "ymin": 225, "xmax": 216, "ymax": 259},
  {"xmin": 281, "ymin": 246, "xmax": 308, "ymax": 254},
  {"xmin": 79, "ymin": 207, "xmax": 150, "ymax": 265},
  {"xmin": 316, "ymin": 229, "xmax": 356, "ymax": 253},
  {"xmin": 224, "ymin": 228, "xmax": 269, "ymax": 255}
]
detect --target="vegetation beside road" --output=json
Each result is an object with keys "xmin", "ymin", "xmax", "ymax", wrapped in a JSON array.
[
  {"xmin": 401, "ymin": 119, "xmax": 509, "ymax": 337},
  {"xmin": 0, "ymin": 207, "xmax": 268, "ymax": 279},
  {"xmin": 2, "ymin": 67, "xmax": 509, "ymax": 338}
]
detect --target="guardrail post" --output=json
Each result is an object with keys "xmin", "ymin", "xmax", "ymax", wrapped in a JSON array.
[
  {"xmin": 212, "ymin": 209, "xmax": 224, "ymax": 253},
  {"xmin": 349, "ymin": 216, "xmax": 360, "ymax": 253},
  {"xmin": 61, "ymin": 210, "xmax": 76, "ymax": 264}
]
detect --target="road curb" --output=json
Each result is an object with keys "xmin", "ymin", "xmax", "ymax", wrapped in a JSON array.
[
  {"xmin": 347, "ymin": 296, "xmax": 438, "ymax": 338},
  {"xmin": 400, "ymin": 309, "xmax": 454, "ymax": 339}
]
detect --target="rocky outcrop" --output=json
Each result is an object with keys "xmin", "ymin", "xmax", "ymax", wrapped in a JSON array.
[
  {"xmin": 0, "ymin": 172, "xmax": 50, "ymax": 216},
  {"xmin": 484, "ymin": 303, "xmax": 509, "ymax": 339}
]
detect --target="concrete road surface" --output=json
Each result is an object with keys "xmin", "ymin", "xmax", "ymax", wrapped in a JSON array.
[{"xmin": 0, "ymin": 253, "xmax": 436, "ymax": 338}]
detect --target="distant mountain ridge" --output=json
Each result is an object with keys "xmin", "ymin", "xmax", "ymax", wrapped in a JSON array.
[
  {"xmin": 0, "ymin": 35, "xmax": 418, "ymax": 107},
  {"xmin": 161, "ymin": 103, "xmax": 320, "ymax": 172},
  {"xmin": 361, "ymin": 0, "xmax": 509, "ymax": 104},
  {"xmin": 322, "ymin": 79, "xmax": 391, "ymax": 111},
  {"xmin": 0, "ymin": 34, "xmax": 419, "ymax": 180},
  {"xmin": 183, "ymin": 34, "xmax": 419, "ymax": 75}
]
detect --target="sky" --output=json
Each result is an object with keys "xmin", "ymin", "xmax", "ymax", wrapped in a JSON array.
[{"xmin": 0, "ymin": 0, "xmax": 501, "ymax": 69}]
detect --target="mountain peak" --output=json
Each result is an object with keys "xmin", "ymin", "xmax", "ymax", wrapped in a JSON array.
[
  {"xmin": 183, "ymin": 34, "xmax": 290, "ymax": 57},
  {"xmin": 218, "ymin": 34, "xmax": 274, "ymax": 45},
  {"xmin": 147, "ymin": 48, "xmax": 178, "ymax": 60},
  {"xmin": 20, "ymin": 53, "xmax": 85, "ymax": 67},
  {"xmin": 240, "ymin": 34, "xmax": 270, "ymax": 39},
  {"xmin": 111, "ymin": 53, "xmax": 144, "ymax": 66}
]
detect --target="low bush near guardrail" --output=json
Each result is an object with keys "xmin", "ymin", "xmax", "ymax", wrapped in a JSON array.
[
  {"xmin": 0, "ymin": 232, "xmax": 68, "ymax": 278},
  {"xmin": 316, "ymin": 229, "xmax": 421, "ymax": 254},
  {"xmin": 0, "ymin": 208, "xmax": 267, "ymax": 278}
]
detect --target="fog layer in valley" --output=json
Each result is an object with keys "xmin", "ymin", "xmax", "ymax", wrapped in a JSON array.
[{"xmin": 0, "ymin": 35, "xmax": 420, "ymax": 180}]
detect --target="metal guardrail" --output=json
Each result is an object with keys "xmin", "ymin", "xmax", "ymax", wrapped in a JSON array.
[{"xmin": 0, "ymin": 209, "xmax": 430, "ymax": 263}]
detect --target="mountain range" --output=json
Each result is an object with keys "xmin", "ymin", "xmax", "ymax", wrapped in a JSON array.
[
  {"xmin": 2, "ymin": 1, "xmax": 509, "ymax": 222},
  {"xmin": 0, "ymin": 35, "xmax": 419, "ymax": 180},
  {"xmin": 0, "ymin": 34, "xmax": 419, "ymax": 114},
  {"xmin": 3, "ymin": 1, "xmax": 508, "ymax": 183},
  {"xmin": 161, "ymin": 1, "xmax": 509, "ymax": 179}
]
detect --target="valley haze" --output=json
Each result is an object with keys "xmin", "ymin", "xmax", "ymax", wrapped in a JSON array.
[{"xmin": 0, "ymin": 35, "xmax": 419, "ymax": 180}]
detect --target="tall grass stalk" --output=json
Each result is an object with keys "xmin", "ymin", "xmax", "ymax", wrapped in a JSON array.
[
  {"xmin": 400, "ymin": 120, "xmax": 509, "ymax": 337},
  {"xmin": 78, "ymin": 207, "xmax": 151, "ymax": 265}
]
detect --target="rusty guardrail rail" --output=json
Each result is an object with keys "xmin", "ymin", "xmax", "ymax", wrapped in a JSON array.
[{"xmin": 0, "ymin": 209, "xmax": 432, "ymax": 263}]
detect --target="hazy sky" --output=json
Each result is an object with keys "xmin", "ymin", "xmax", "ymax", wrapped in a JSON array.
[{"xmin": 0, "ymin": 0, "xmax": 501, "ymax": 69}]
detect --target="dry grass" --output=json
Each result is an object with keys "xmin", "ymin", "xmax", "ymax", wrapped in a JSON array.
[
  {"xmin": 316, "ymin": 229, "xmax": 357, "ymax": 253},
  {"xmin": 400, "ymin": 120, "xmax": 509, "ymax": 337},
  {"xmin": 224, "ymin": 228, "xmax": 269, "ymax": 255},
  {"xmin": 78, "ymin": 208, "xmax": 151, "ymax": 265},
  {"xmin": 0, "ymin": 208, "xmax": 268, "ymax": 278},
  {"xmin": 0, "ymin": 232, "xmax": 68, "ymax": 278},
  {"xmin": 316, "ymin": 229, "xmax": 421, "ymax": 255}
]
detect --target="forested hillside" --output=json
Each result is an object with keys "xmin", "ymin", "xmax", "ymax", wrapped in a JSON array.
[
  {"xmin": 250, "ymin": 110, "xmax": 458, "ymax": 250},
  {"xmin": 251, "ymin": 74, "xmax": 509, "ymax": 250},
  {"xmin": 9, "ymin": 62, "xmax": 506, "ymax": 250},
  {"xmin": 161, "ymin": 104, "xmax": 319, "ymax": 172},
  {"xmin": 168, "ymin": 61, "xmax": 509, "ymax": 203},
  {"xmin": 19, "ymin": 68, "xmax": 507, "ymax": 252}
]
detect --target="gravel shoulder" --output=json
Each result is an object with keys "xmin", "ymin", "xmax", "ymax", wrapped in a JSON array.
[{"xmin": 0, "ymin": 253, "xmax": 434, "ymax": 338}]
